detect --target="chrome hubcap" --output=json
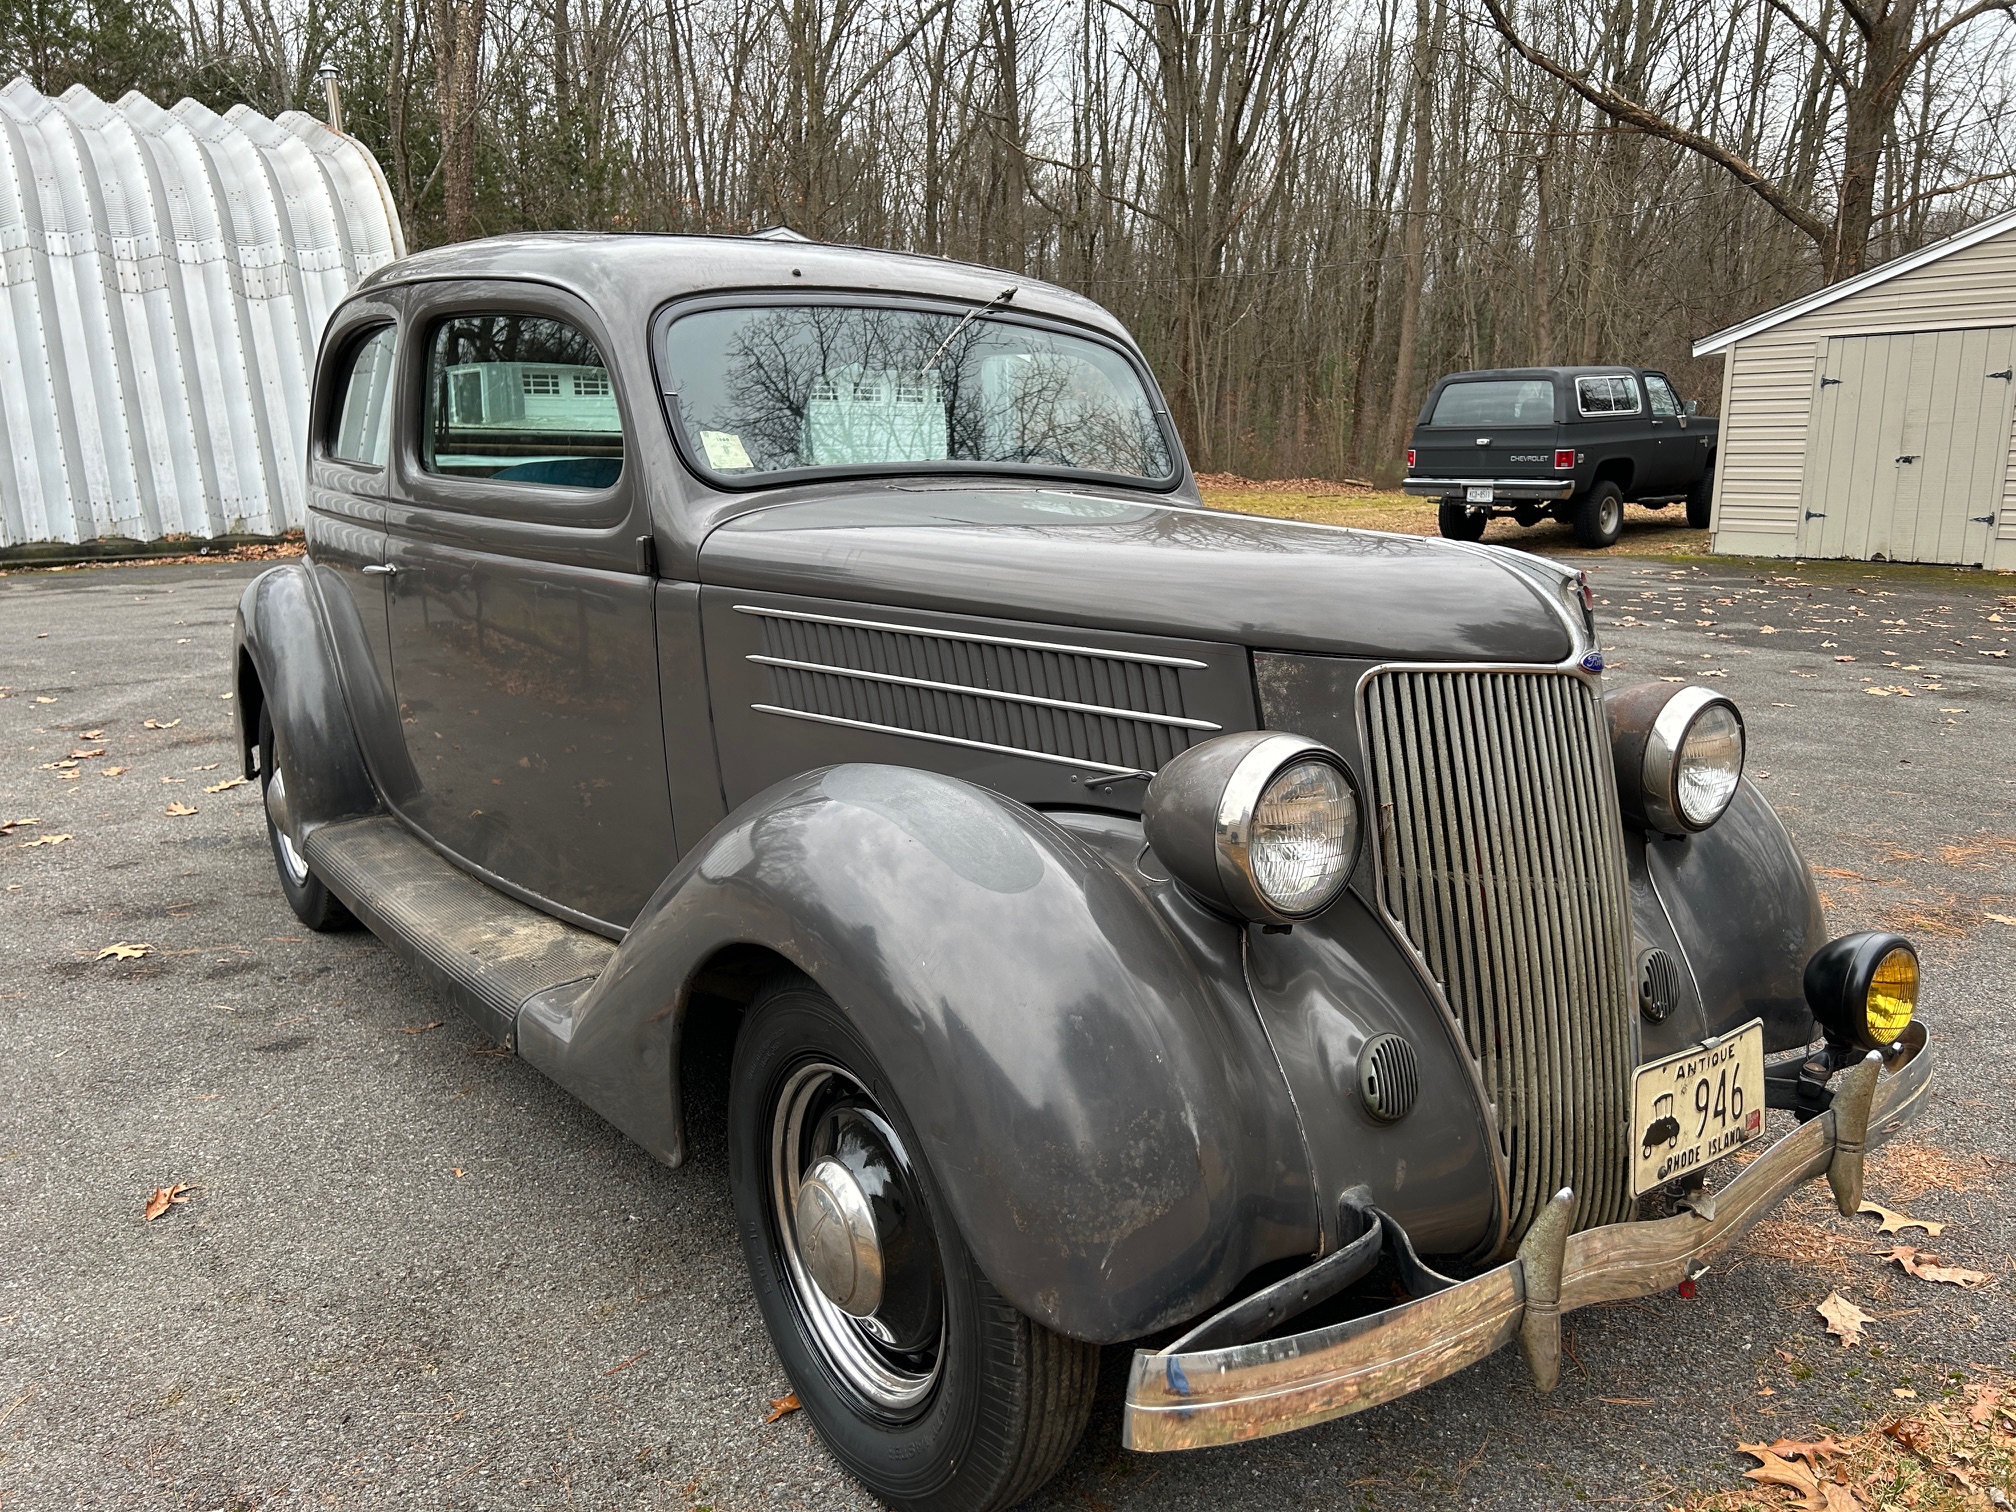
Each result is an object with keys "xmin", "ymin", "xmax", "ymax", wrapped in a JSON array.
[
  {"xmin": 264, "ymin": 760, "xmax": 309, "ymax": 887},
  {"xmin": 1602, "ymin": 497, "xmax": 1622, "ymax": 534},
  {"xmin": 770, "ymin": 1061, "xmax": 945, "ymax": 1416}
]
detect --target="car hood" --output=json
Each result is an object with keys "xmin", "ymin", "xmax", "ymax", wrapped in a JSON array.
[{"xmin": 697, "ymin": 485, "xmax": 1574, "ymax": 663}]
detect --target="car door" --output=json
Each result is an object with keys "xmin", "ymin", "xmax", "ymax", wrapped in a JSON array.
[
  {"xmin": 379, "ymin": 283, "xmax": 676, "ymax": 932},
  {"xmin": 1641, "ymin": 372, "xmax": 1689, "ymax": 494},
  {"xmin": 304, "ymin": 295, "xmax": 417, "ymax": 799}
]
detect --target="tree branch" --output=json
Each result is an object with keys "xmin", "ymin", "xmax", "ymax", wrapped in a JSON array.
[
  {"xmin": 1478, "ymin": 0, "xmax": 1833, "ymax": 253},
  {"xmin": 1872, "ymin": 165, "xmax": 2016, "ymax": 221},
  {"xmin": 1760, "ymin": 0, "xmax": 1851, "ymax": 92}
]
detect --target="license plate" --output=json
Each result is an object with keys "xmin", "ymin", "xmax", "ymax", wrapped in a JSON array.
[
  {"xmin": 1465, "ymin": 485, "xmax": 1494, "ymax": 504},
  {"xmin": 1631, "ymin": 1019, "xmax": 1765, "ymax": 1196}
]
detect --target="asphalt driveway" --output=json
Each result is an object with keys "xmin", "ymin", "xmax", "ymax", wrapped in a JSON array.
[{"xmin": 0, "ymin": 551, "xmax": 2010, "ymax": 1511}]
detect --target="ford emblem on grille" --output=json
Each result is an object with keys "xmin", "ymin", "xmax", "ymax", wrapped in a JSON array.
[{"xmin": 1581, "ymin": 650, "xmax": 1605, "ymax": 672}]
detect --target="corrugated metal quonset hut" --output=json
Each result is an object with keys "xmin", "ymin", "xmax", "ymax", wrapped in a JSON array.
[
  {"xmin": 1694, "ymin": 206, "xmax": 2016, "ymax": 569},
  {"xmin": 0, "ymin": 76, "xmax": 404, "ymax": 548}
]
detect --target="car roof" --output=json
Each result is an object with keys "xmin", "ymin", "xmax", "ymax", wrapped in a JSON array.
[
  {"xmin": 1435, "ymin": 366, "xmax": 1646, "ymax": 382},
  {"xmin": 359, "ymin": 232, "xmax": 1131, "ymax": 341}
]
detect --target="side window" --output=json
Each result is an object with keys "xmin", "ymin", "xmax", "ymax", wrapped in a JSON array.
[
  {"xmin": 422, "ymin": 313, "xmax": 624, "ymax": 490},
  {"xmin": 329, "ymin": 326, "xmax": 396, "ymax": 467},
  {"xmin": 1644, "ymin": 374, "xmax": 1681, "ymax": 418},
  {"xmin": 1576, "ymin": 375, "xmax": 1642, "ymax": 416}
]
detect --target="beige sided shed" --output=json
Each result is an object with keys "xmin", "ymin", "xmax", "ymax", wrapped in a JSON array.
[{"xmin": 1694, "ymin": 207, "xmax": 2016, "ymax": 569}]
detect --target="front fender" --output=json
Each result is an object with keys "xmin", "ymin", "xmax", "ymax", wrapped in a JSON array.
[
  {"xmin": 1641, "ymin": 778, "xmax": 1825, "ymax": 1054},
  {"xmin": 517, "ymin": 765, "xmax": 1314, "ymax": 1343},
  {"xmin": 233, "ymin": 563, "xmax": 378, "ymax": 833}
]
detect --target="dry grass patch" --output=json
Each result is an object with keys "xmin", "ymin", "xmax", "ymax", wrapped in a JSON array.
[{"xmin": 1193, "ymin": 475, "xmax": 1711, "ymax": 557}]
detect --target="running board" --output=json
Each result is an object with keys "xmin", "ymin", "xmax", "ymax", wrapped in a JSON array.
[{"xmin": 302, "ymin": 816, "xmax": 616, "ymax": 1045}]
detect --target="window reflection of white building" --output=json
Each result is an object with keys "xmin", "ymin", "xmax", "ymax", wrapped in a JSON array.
[{"xmin": 805, "ymin": 366, "xmax": 948, "ymax": 463}]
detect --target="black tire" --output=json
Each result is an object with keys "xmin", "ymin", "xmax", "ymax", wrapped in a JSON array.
[
  {"xmin": 1437, "ymin": 501, "xmax": 1487, "ymax": 541},
  {"xmin": 729, "ymin": 976, "xmax": 1097, "ymax": 1512},
  {"xmin": 257, "ymin": 705, "xmax": 353, "ymax": 932},
  {"xmin": 1686, "ymin": 463, "xmax": 1714, "ymax": 529},
  {"xmin": 1572, "ymin": 479, "xmax": 1625, "ymax": 548}
]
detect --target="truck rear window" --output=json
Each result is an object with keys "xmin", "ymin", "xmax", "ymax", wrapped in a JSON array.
[{"xmin": 1427, "ymin": 380, "xmax": 1554, "ymax": 426}]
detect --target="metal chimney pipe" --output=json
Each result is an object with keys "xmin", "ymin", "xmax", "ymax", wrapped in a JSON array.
[{"xmin": 316, "ymin": 62, "xmax": 343, "ymax": 133}]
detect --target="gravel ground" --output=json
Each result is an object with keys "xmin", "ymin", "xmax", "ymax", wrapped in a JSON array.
[{"xmin": 0, "ymin": 552, "xmax": 2010, "ymax": 1512}]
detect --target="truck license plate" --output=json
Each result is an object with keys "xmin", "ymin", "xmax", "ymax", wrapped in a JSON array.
[
  {"xmin": 1465, "ymin": 485, "xmax": 1493, "ymax": 504},
  {"xmin": 1630, "ymin": 1019, "xmax": 1765, "ymax": 1196}
]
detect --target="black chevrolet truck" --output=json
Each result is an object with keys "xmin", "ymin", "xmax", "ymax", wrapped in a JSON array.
[{"xmin": 1404, "ymin": 365, "xmax": 1718, "ymax": 547}]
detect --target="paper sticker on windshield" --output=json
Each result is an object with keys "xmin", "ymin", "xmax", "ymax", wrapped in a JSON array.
[{"xmin": 699, "ymin": 430, "xmax": 753, "ymax": 470}]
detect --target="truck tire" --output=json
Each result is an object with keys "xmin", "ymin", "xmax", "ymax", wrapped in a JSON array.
[
  {"xmin": 730, "ymin": 974, "xmax": 1098, "ymax": 1512},
  {"xmin": 1437, "ymin": 501, "xmax": 1486, "ymax": 542},
  {"xmin": 1686, "ymin": 464, "xmax": 1714, "ymax": 529},
  {"xmin": 1572, "ymin": 480, "xmax": 1625, "ymax": 548}
]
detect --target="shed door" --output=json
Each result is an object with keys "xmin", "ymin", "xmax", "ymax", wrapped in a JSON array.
[{"xmin": 1798, "ymin": 328, "xmax": 2015, "ymax": 564}]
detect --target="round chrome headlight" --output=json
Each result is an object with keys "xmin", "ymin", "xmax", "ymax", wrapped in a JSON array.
[
  {"xmin": 1607, "ymin": 683, "xmax": 1745, "ymax": 834},
  {"xmin": 1143, "ymin": 732, "xmax": 1363, "ymax": 921}
]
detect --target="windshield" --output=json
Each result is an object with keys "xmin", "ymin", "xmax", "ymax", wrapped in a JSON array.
[
  {"xmin": 660, "ymin": 303, "xmax": 1174, "ymax": 485},
  {"xmin": 1428, "ymin": 379, "xmax": 1555, "ymax": 427}
]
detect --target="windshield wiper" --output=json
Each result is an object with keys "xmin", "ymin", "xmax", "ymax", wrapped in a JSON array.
[{"xmin": 921, "ymin": 286, "xmax": 1017, "ymax": 373}]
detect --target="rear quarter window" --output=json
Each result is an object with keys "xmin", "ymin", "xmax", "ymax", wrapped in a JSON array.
[
  {"xmin": 1428, "ymin": 380, "xmax": 1555, "ymax": 426},
  {"xmin": 1575, "ymin": 375, "xmax": 1642, "ymax": 416}
]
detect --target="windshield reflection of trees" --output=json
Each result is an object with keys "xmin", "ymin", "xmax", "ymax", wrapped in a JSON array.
[{"xmin": 705, "ymin": 307, "xmax": 1170, "ymax": 478}]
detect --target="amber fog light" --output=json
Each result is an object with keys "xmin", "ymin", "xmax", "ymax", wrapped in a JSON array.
[
  {"xmin": 1804, "ymin": 932, "xmax": 1918, "ymax": 1052},
  {"xmin": 1144, "ymin": 731, "xmax": 1362, "ymax": 922}
]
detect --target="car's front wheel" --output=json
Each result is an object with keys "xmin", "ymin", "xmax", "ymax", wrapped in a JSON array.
[
  {"xmin": 258, "ymin": 706, "xmax": 352, "ymax": 931},
  {"xmin": 729, "ymin": 975, "xmax": 1097, "ymax": 1512},
  {"xmin": 1437, "ymin": 501, "xmax": 1487, "ymax": 541},
  {"xmin": 1573, "ymin": 479, "xmax": 1625, "ymax": 547}
]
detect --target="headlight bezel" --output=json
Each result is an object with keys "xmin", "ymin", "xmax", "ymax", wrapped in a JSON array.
[
  {"xmin": 1144, "ymin": 731, "xmax": 1365, "ymax": 923},
  {"xmin": 1607, "ymin": 682, "xmax": 1747, "ymax": 834}
]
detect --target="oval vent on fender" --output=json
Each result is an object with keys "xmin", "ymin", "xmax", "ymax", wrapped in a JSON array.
[
  {"xmin": 1357, "ymin": 1033, "xmax": 1420, "ymax": 1123},
  {"xmin": 1638, "ymin": 947, "xmax": 1683, "ymax": 1023}
]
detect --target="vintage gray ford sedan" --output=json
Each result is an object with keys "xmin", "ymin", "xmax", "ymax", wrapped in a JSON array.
[{"xmin": 233, "ymin": 233, "xmax": 1932, "ymax": 1511}]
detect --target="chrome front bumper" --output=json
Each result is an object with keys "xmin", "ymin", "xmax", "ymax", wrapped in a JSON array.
[{"xmin": 1123, "ymin": 1042, "xmax": 1932, "ymax": 1452}]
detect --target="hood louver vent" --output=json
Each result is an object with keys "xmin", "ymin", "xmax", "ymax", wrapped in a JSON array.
[{"xmin": 736, "ymin": 605, "xmax": 1219, "ymax": 776}]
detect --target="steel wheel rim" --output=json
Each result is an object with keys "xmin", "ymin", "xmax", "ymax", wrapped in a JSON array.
[
  {"xmin": 768, "ymin": 1060, "xmax": 945, "ymax": 1417},
  {"xmin": 1601, "ymin": 494, "xmax": 1622, "ymax": 535},
  {"xmin": 265, "ymin": 766, "xmax": 310, "ymax": 887}
]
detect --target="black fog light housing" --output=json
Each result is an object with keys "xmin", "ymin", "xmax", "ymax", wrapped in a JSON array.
[
  {"xmin": 1143, "ymin": 731, "xmax": 1363, "ymax": 922},
  {"xmin": 1804, "ymin": 931, "xmax": 1919, "ymax": 1053}
]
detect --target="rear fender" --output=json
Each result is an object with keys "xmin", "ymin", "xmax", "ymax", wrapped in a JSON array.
[
  {"xmin": 516, "ymin": 764, "xmax": 1315, "ymax": 1343},
  {"xmin": 232, "ymin": 563, "xmax": 379, "ymax": 833}
]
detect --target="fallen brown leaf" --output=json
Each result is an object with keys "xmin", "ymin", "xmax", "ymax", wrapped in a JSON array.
[
  {"xmin": 82, "ymin": 729, "xmax": 103, "ymax": 739},
  {"xmin": 1817, "ymin": 1291, "xmax": 1874, "ymax": 1346},
  {"xmin": 20, "ymin": 834, "xmax": 71, "ymax": 848},
  {"xmin": 95, "ymin": 942, "xmax": 153, "ymax": 960},
  {"xmin": 394, "ymin": 1021, "xmax": 446, "ymax": 1035},
  {"xmin": 1738, "ymin": 1442, "xmax": 1843, "ymax": 1510},
  {"xmin": 1887, "ymin": 1246, "xmax": 1991, "ymax": 1288},
  {"xmin": 201, "ymin": 776, "xmax": 247, "ymax": 794},
  {"xmin": 142, "ymin": 1183, "xmax": 191, "ymax": 1221},
  {"xmin": 1966, "ymin": 1386, "xmax": 2003, "ymax": 1426},
  {"xmin": 100, "ymin": 766, "xmax": 128, "ymax": 777},
  {"xmin": 68, "ymin": 748, "xmax": 104, "ymax": 759},
  {"xmin": 1764, "ymin": 1437, "xmax": 1849, "ymax": 1468},
  {"xmin": 1857, "ymin": 1201, "xmax": 1945, "ymax": 1237},
  {"xmin": 164, "ymin": 803, "xmax": 197, "ymax": 817},
  {"xmin": 0, "ymin": 817, "xmax": 38, "ymax": 835},
  {"xmin": 765, "ymin": 1392, "xmax": 801, "ymax": 1424},
  {"xmin": 141, "ymin": 717, "xmax": 180, "ymax": 729},
  {"xmin": 1987, "ymin": 912, "xmax": 2016, "ymax": 927}
]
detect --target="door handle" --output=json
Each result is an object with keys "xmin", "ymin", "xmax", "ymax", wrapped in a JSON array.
[
  {"xmin": 1895, "ymin": 455, "xmax": 1918, "ymax": 464},
  {"xmin": 361, "ymin": 563, "xmax": 399, "ymax": 576},
  {"xmin": 1989, "ymin": 369, "xmax": 2012, "ymax": 380}
]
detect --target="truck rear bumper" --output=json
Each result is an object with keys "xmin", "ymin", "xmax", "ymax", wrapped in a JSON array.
[
  {"xmin": 1122, "ymin": 1040, "xmax": 1930, "ymax": 1452},
  {"xmin": 1403, "ymin": 477, "xmax": 1576, "ymax": 502}
]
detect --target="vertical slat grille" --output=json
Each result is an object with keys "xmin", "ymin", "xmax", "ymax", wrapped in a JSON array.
[{"xmin": 1362, "ymin": 668, "xmax": 1637, "ymax": 1240}]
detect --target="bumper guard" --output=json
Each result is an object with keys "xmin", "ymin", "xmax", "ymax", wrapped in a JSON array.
[{"xmin": 1123, "ymin": 1041, "xmax": 1932, "ymax": 1451}]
